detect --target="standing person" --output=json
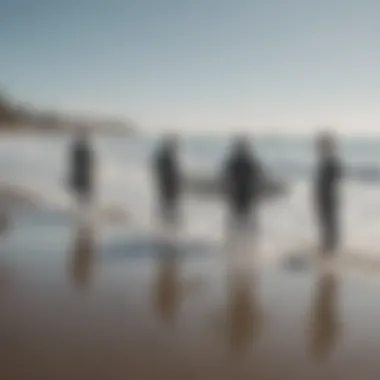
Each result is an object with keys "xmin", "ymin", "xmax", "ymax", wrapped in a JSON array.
[
  {"xmin": 69, "ymin": 128, "xmax": 94, "ymax": 212},
  {"xmin": 223, "ymin": 136, "xmax": 264, "ymax": 227},
  {"xmin": 315, "ymin": 132, "xmax": 342, "ymax": 255},
  {"xmin": 153, "ymin": 134, "xmax": 181, "ymax": 224}
]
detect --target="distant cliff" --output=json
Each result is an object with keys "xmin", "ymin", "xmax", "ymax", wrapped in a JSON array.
[
  {"xmin": 0, "ymin": 92, "xmax": 136, "ymax": 134},
  {"xmin": 0, "ymin": 92, "xmax": 18, "ymax": 125}
]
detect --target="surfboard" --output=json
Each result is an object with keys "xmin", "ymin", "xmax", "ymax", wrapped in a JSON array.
[{"xmin": 183, "ymin": 174, "xmax": 289, "ymax": 200}]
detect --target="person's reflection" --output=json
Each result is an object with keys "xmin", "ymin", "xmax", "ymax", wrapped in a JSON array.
[
  {"xmin": 0, "ymin": 263, "xmax": 10, "ymax": 292},
  {"xmin": 153, "ymin": 237, "xmax": 181, "ymax": 325},
  {"xmin": 311, "ymin": 269, "xmax": 340, "ymax": 359},
  {"xmin": 225, "ymin": 225, "xmax": 262, "ymax": 354},
  {"xmin": 0, "ymin": 208, "xmax": 10, "ymax": 238},
  {"xmin": 69, "ymin": 222, "xmax": 96, "ymax": 289}
]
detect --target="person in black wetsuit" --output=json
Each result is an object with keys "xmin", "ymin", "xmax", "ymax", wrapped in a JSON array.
[
  {"xmin": 223, "ymin": 136, "xmax": 264, "ymax": 226},
  {"xmin": 315, "ymin": 133, "xmax": 342, "ymax": 255},
  {"xmin": 69, "ymin": 129, "xmax": 94, "ymax": 207},
  {"xmin": 153, "ymin": 134, "xmax": 181, "ymax": 223}
]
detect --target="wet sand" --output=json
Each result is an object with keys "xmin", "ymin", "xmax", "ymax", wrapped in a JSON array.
[{"xmin": 1, "ymin": 218, "xmax": 380, "ymax": 380}]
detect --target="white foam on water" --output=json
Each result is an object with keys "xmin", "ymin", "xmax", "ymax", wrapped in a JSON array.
[{"xmin": 1, "ymin": 135, "xmax": 380, "ymax": 268}]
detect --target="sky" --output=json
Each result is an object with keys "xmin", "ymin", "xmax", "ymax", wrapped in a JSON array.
[{"xmin": 1, "ymin": 0, "xmax": 380, "ymax": 134}]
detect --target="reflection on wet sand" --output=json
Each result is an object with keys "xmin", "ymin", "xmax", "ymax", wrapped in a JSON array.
[
  {"xmin": 225, "ymin": 223, "xmax": 263, "ymax": 354},
  {"xmin": 153, "ymin": 226, "xmax": 182, "ymax": 325},
  {"xmin": 4, "ymin": 213, "xmax": 380, "ymax": 379},
  {"xmin": 0, "ymin": 210, "xmax": 12, "ymax": 291},
  {"xmin": 0, "ymin": 210, "xmax": 9, "ymax": 237},
  {"xmin": 0, "ymin": 264, "xmax": 10, "ymax": 292},
  {"xmin": 226, "ymin": 269, "xmax": 261, "ymax": 354},
  {"xmin": 69, "ymin": 221, "xmax": 96, "ymax": 289},
  {"xmin": 311, "ymin": 268, "xmax": 340, "ymax": 359}
]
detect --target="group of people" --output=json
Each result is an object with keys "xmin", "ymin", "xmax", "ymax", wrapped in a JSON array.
[
  {"xmin": 152, "ymin": 132, "xmax": 341, "ymax": 254},
  {"xmin": 69, "ymin": 130, "xmax": 341, "ymax": 255}
]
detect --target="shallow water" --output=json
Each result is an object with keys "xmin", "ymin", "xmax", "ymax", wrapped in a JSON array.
[{"xmin": 1, "ymin": 134, "xmax": 380, "ymax": 256}]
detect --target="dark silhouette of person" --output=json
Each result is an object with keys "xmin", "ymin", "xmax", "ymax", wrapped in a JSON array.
[
  {"xmin": 223, "ymin": 136, "xmax": 264, "ymax": 226},
  {"xmin": 315, "ymin": 133, "xmax": 342, "ymax": 254},
  {"xmin": 69, "ymin": 129, "xmax": 94, "ymax": 208},
  {"xmin": 153, "ymin": 239, "xmax": 181, "ymax": 325},
  {"xmin": 69, "ymin": 222, "xmax": 96, "ymax": 289},
  {"xmin": 153, "ymin": 134, "xmax": 181, "ymax": 223},
  {"xmin": 311, "ymin": 270, "xmax": 340, "ymax": 359}
]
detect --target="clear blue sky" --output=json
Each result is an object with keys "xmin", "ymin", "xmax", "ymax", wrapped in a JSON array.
[{"xmin": 1, "ymin": 0, "xmax": 379, "ymax": 133}]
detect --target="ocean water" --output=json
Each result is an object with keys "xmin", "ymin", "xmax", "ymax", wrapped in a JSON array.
[{"xmin": 1, "ymin": 134, "xmax": 380, "ymax": 259}]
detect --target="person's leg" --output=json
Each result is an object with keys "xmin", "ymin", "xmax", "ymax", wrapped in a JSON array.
[
  {"xmin": 231, "ymin": 202, "xmax": 244, "ymax": 230},
  {"xmin": 161, "ymin": 194, "xmax": 179, "ymax": 226},
  {"xmin": 317, "ymin": 204, "xmax": 328, "ymax": 255},
  {"xmin": 320, "ymin": 215, "xmax": 329, "ymax": 255},
  {"xmin": 319, "ymin": 206, "xmax": 338, "ymax": 255},
  {"xmin": 248, "ymin": 201, "xmax": 258, "ymax": 234},
  {"xmin": 326, "ymin": 207, "xmax": 338, "ymax": 253},
  {"xmin": 75, "ymin": 189, "xmax": 93, "ymax": 225}
]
